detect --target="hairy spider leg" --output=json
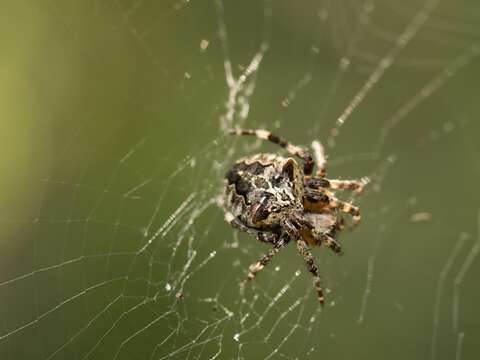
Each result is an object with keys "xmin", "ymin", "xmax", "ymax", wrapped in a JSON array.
[
  {"xmin": 306, "ymin": 177, "xmax": 364, "ymax": 194},
  {"xmin": 329, "ymin": 179, "xmax": 364, "ymax": 194},
  {"xmin": 295, "ymin": 239, "xmax": 325, "ymax": 306},
  {"xmin": 303, "ymin": 188, "xmax": 361, "ymax": 225},
  {"xmin": 246, "ymin": 237, "xmax": 289, "ymax": 280},
  {"xmin": 319, "ymin": 233, "xmax": 344, "ymax": 255},
  {"xmin": 225, "ymin": 211, "xmax": 279, "ymax": 243},
  {"xmin": 229, "ymin": 128, "xmax": 315, "ymax": 175}
]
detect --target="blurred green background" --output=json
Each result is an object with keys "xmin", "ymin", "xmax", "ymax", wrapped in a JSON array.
[{"xmin": 1, "ymin": 0, "xmax": 479, "ymax": 359}]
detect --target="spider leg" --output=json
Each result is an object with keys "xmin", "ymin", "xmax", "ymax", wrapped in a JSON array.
[
  {"xmin": 295, "ymin": 238, "xmax": 325, "ymax": 306},
  {"xmin": 246, "ymin": 236, "xmax": 289, "ymax": 280},
  {"xmin": 306, "ymin": 177, "xmax": 364, "ymax": 195},
  {"xmin": 229, "ymin": 128, "xmax": 315, "ymax": 175},
  {"xmin": 292, "ymin": 211, "xmax": 342, "ymax": 254},
  {"xmin": 328, "ymin": 179, "xmax": 364, "ymax": 194},
  {"xmin": 311, "ymin": 140, "xmax": 327, "ymax": 177},
  {"xmin": 225, "ymin": 211, "xmax": 279, "ymax": 243},
  {"xmin": 303, "ymin": 188, "xmax": 361, "ymax": 225},
  {"xmin": 318, "ymin": 233, "xmax": 343, "ymax": 255}
]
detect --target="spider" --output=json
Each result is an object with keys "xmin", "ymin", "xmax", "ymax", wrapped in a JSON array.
[{"xmin": 223, "ymin": 128, "xmax": 364, "ymax": 305}]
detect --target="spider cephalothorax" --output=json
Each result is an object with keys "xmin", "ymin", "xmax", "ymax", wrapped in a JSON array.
[{"xmin": 223, "ymin": 129, "xmax": 364, "ymax": 305}]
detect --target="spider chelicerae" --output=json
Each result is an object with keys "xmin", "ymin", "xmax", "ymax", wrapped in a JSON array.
[{"xmin": 223, "ymin": 128, "xmax": 364, "ymax": 306}]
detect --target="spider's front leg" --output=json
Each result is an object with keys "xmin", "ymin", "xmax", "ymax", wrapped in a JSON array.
[
  {"xmin": 306, "ymin": 177, "xmax": 364, "ymax": 195},
  {"xmin": 225, "ymin": 211, "xmax": 279, "ymax": 243},
  {"xmin": 229, "ymin": 128, "xmax": 315, "ymax": 175},
  {"xmin": 244, "ymin": 215, "xmax": 304, "ymax": 280},
  {"xmin": 303, "ymin": 188, "xmax": 361, "ymax": 225},
  {"xmin": 246, "ymin": 236, "xmax": 289, "ymax": 281}
]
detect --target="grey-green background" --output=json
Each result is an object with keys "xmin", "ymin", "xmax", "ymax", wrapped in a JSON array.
[{"xmin": 1, "ymin": 1, "xmax": 479, "ymax": 359}]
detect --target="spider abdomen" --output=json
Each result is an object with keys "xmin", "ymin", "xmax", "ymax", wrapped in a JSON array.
[{"xmin": 224, "ymin": 153, "xmax": 304, "ymax": 228}]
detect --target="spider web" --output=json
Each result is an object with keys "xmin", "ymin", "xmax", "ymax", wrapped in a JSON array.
[{"xmin": 1, "ymin": 0, "xmax": 480, "ymax": 359}]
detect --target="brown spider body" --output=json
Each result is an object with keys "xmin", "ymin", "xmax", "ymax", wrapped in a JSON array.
[
  {"xmin": 225, "ymin": 154, "xmax": 303, "ymax": 230},
  {"xmin": 223, "ymin": 129, "xmax": 364, "ymax": 305}
]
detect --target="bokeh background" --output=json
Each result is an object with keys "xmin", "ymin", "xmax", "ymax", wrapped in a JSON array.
[{"xmin": 1, "ymin": 0, "xmax": 479, "ymax": 359}]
